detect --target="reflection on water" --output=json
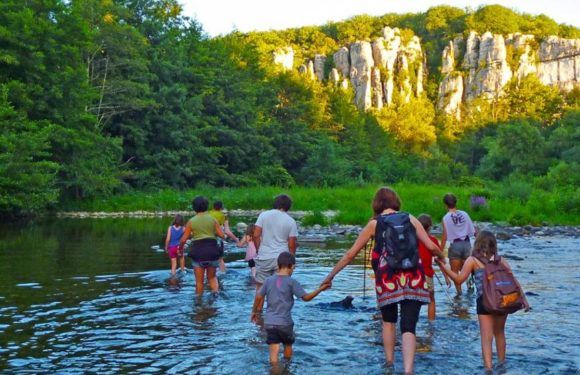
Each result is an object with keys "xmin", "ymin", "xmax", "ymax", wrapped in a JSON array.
[{"xmin": 0, "ymin": 218, "xmax": 578, "ymax": 374}]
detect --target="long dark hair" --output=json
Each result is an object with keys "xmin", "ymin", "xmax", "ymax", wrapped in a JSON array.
[
  {"xmin": 172, "ymin": 214, "xmax": 184, "ymax": 227},
  {"xmin": 472, "ymin": 230, "xmax": 498, "ymax": 260}
]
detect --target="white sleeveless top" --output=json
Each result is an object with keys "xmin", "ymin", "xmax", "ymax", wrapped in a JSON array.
[{"xmin": 443, "ymin": 210, "xmax": 475, "ymax": 242}]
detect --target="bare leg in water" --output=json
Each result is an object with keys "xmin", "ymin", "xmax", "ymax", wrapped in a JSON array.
[
  {"xmin": 382, "ymin": 321, "xmax": 396, "ymax": 365},
  {"xmin": 170, "ymin": 257, "xmax": 177, "ymax": 276},
  {"xmin": 478, "ymin": 314, "xmax": 495, "ymax": 371},
  {"xmin": 206, "ymin": 266, "xmax": 218, "ymax": 293},
  {"xmin": 493, "ymin": 314, "xmax": 508, "ymax": 364},
  {"xmin": 450, "ymin": 258, "xmax": 464, "ymax": 295},
  {"xmin": 193, "ymin": 267, "xmax": 205, "ymax": 294}
]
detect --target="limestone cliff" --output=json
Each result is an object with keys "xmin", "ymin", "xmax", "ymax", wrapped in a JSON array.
[
  {"xmin": 270, "ymin": 29, "xmax": 579, "ymax": 115},
  {"xmin": 274, "ymin": 27, "xmax": 425, "ymax": 110},
  {"xmin": 439, "ymin": 32, "xmax": 580, "ymax": 118}
]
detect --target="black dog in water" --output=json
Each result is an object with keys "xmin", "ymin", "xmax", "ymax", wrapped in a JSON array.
[{"xmin": 328, "ymin": 295, "xmax": 355, "ymax": 309}]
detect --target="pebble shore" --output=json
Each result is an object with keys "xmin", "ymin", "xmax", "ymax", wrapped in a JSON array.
[{"xmin": 55, "ymin": 210, "xmax": 578, "ymax": 240}]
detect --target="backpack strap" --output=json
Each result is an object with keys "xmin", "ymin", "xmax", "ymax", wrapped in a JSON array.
[{"xmin": 473, "ymin": 254, "xmax": 489, "ymax": 265}]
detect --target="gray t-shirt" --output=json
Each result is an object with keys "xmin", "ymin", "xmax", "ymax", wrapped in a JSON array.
[
  {"xmin": 258, "ymin": 275, "xmax": 307, "ymax": 326},
  {"xmin": 255, "ymin": 209, "xmax": 298, "ymax": 260}
]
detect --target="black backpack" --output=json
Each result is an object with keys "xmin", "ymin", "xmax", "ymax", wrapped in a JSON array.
[{"xmin": 372, "ymin": 212, "xmax": 418, "ymax": 271}]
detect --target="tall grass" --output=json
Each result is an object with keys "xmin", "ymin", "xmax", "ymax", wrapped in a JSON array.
[{"xmin": 59, "ymin": 183, "xmax": 579, "ymax": 226}]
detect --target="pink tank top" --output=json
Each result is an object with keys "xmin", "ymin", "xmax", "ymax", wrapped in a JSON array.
[{"xmin": 244, "ymin": 240, "xmax": 257, "ymax": 261}]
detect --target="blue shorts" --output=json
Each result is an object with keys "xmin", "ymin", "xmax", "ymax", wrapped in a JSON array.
[{"xmin": 191, "ymin": 260, "xmax": 220, "ymax": 269}]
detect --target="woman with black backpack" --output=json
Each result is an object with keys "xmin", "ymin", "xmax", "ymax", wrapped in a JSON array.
[{"xmin": 321, "ymin": 187, "xmax": 445, "ymax": 374}]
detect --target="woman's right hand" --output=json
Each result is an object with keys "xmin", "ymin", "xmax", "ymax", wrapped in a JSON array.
[{"xmin": 321, "ymin": 275, "xmax": 333, "ymax": 288}]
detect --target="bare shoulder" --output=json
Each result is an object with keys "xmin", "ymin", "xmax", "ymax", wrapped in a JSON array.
[
  {"xmin": 465, "ymin": 256, "xmax": 481, "ymax": 271},
  {"xmin": 365, "ymin": 218, "xmax": 377, "ymax": 231}
]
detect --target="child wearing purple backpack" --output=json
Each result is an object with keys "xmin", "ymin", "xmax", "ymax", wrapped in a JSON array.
[{"xmin": 437, "ymin": 231, "xmax": 530, "ymax": 372}]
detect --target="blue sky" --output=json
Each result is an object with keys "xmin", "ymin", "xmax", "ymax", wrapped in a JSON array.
[{"xmin": 181, "ymin": 0, "xmax": 580, "ymax": 36}]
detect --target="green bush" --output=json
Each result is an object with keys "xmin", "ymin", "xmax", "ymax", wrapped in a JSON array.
[
  {"xmin": 498, "ymin": 180, "xmax": 533, "ymax": 203},
  {"xmin": 255, "ymin": 166, "xmax": 295, "ymax": 187},
  {"xmin": 469, "ymin": 188, "xmax": 492, "ymax": 199},
  {"xmin": 458, "ymin": 176, "xmax": 486, "ymax": 187},
  {"xmin": 301, "ymin": 211, "xmax": 328, "ymax": 226}
]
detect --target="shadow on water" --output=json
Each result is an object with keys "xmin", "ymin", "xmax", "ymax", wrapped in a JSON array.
[{"xmin": 0, "ymin": 218, "xmax": 578, "ymax": 374}]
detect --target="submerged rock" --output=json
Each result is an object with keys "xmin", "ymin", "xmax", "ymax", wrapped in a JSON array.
[{"xmin": 329, "ymin": 296, "xmax": 355, "ymax": 309}]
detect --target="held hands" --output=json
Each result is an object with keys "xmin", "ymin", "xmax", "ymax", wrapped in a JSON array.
[
  {"xmin": 435, "ymin": 258, "xmax": 446, "ymax": 267},
  {"xmin": 319, "ymin": 276, "xmax": 333, "ymax": 290},
  {"xmin": 319, "ymin": 282, "xmax": 331, "ymax": 292},
  {"xmin": 443, "ymin": 273, "xmax": 452, "ymax": 287}
]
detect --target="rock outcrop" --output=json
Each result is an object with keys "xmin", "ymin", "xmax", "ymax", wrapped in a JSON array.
[
  {"xmin": 333, "ymin": 47, "xmax": 350, "ymax": 77},
  {"xmin": 307, "ymin": 60, "xmax": 315, "ymax": 80},
  {"xmin": 439, "ymin": 32, "xmax": 580, "ymax": 119},
  {"xmin": 537, "ymin": 36, "xmax": 580, "ymax": 91},
  {"xmin": 349, "ymin": 41, "xmax": 374, "ymax": 110},
  {"xmin": 290, "ymin": 27, "xmax": 425, "ymax": 110},
  {"xmin": 273, "ymin": 29, "xmax": 579, "ymax": 115},
  {"xmin": 273, "ymin": 47, "xmax": 294, "ymax": 71},
  {"xmin": 314, "ymin": 54, "xmax": 326, "ymax": 81},
  {"xmin": 371, "ymin": 67, "xmax": 383, "ymax": 109}
]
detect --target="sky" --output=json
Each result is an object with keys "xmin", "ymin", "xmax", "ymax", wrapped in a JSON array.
[{"xmin": 180, "ymin": 0, "xmax": 580, "ymax": 37}]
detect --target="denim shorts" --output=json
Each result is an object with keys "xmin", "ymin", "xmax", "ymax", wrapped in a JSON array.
[
  {"xmin": 448, "ymin": 240, "xmax": 472, "ymax": 260},
  {"xmin": 191, "ymin": 260, "xmax": 220, "ymax": 269}
]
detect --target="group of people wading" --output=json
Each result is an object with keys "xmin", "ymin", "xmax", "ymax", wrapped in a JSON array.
[{"xmin": 166, "ymin": 187, "xmax": 530, "ymax": 374}]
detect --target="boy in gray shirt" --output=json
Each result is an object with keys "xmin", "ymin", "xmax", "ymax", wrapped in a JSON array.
[{"xmin": 251, "ymin": 252, "xmax": 328, "ymax": 364}]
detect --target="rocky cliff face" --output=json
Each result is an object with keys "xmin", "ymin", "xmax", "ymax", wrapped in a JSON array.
[
  {"xmin": 271, "ymin": 29, "xmax": 580, "ymax": 114},
  {"xmin": 273, "ymin": 27, "xmax": 425, "ymax": 110},
  {"xmin": 343, "ymin": 27, "xmax": 425, "ymax": 110},
  {"xmin": 439, "ymin": 32, "xmax": 580, "ymax": 118}
]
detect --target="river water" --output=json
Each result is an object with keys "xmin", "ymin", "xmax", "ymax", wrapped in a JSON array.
[{"xmin": 0, "ymin": 218, "xmax": 578, "ymax": 374}]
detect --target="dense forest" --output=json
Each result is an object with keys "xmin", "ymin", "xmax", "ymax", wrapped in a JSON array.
[{"xmin": 0, "ymin": 0, "xmax": 578, "ymax": 216}]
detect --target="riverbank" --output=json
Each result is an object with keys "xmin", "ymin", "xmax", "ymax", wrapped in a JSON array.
[{"xmin": 56, "ymin": 183, "xmax": 579, "ymax": 226}]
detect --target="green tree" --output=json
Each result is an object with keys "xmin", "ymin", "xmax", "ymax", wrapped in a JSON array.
[
  {"xmin": 466, "ymin": 5, "xmax": 521, "ymax": 34},
  {"xmin": 504, "ymin": 75, "xmax": 565, "ymax": 124},
  {"xmin": 477, "ymin": 119, "xmax": 548, "ymax": 179},
  {"xmin": 0, "ymin": 88, "xmax": 59, "ymax": 213},
  {"xmin": 375, "ymin": 96, "xmax": 437, "ymax": 153}
]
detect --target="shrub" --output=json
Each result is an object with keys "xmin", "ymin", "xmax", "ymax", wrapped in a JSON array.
[
  {"xmin": 470, "ymin": 188, "xmax": 492, "ymax": 199},
  {"xmin": 301, "ymin": 211, "xmax": 328, "ymax": 226},
  {"xmin": 458, "ymin": 175, "xmax": 486, "ymax": 187},
  {"xmin": 255, "ymin": 166, "xmax": 295, "ymax": 187},
  {"xmin": 498, "ymin": 180, "xmax": 533, "ymax": 203}
]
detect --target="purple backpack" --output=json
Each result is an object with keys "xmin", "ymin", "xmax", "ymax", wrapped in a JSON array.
[{"xmin": 475, "ymin": 255, "xmax": 528, "ymax": 315}]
